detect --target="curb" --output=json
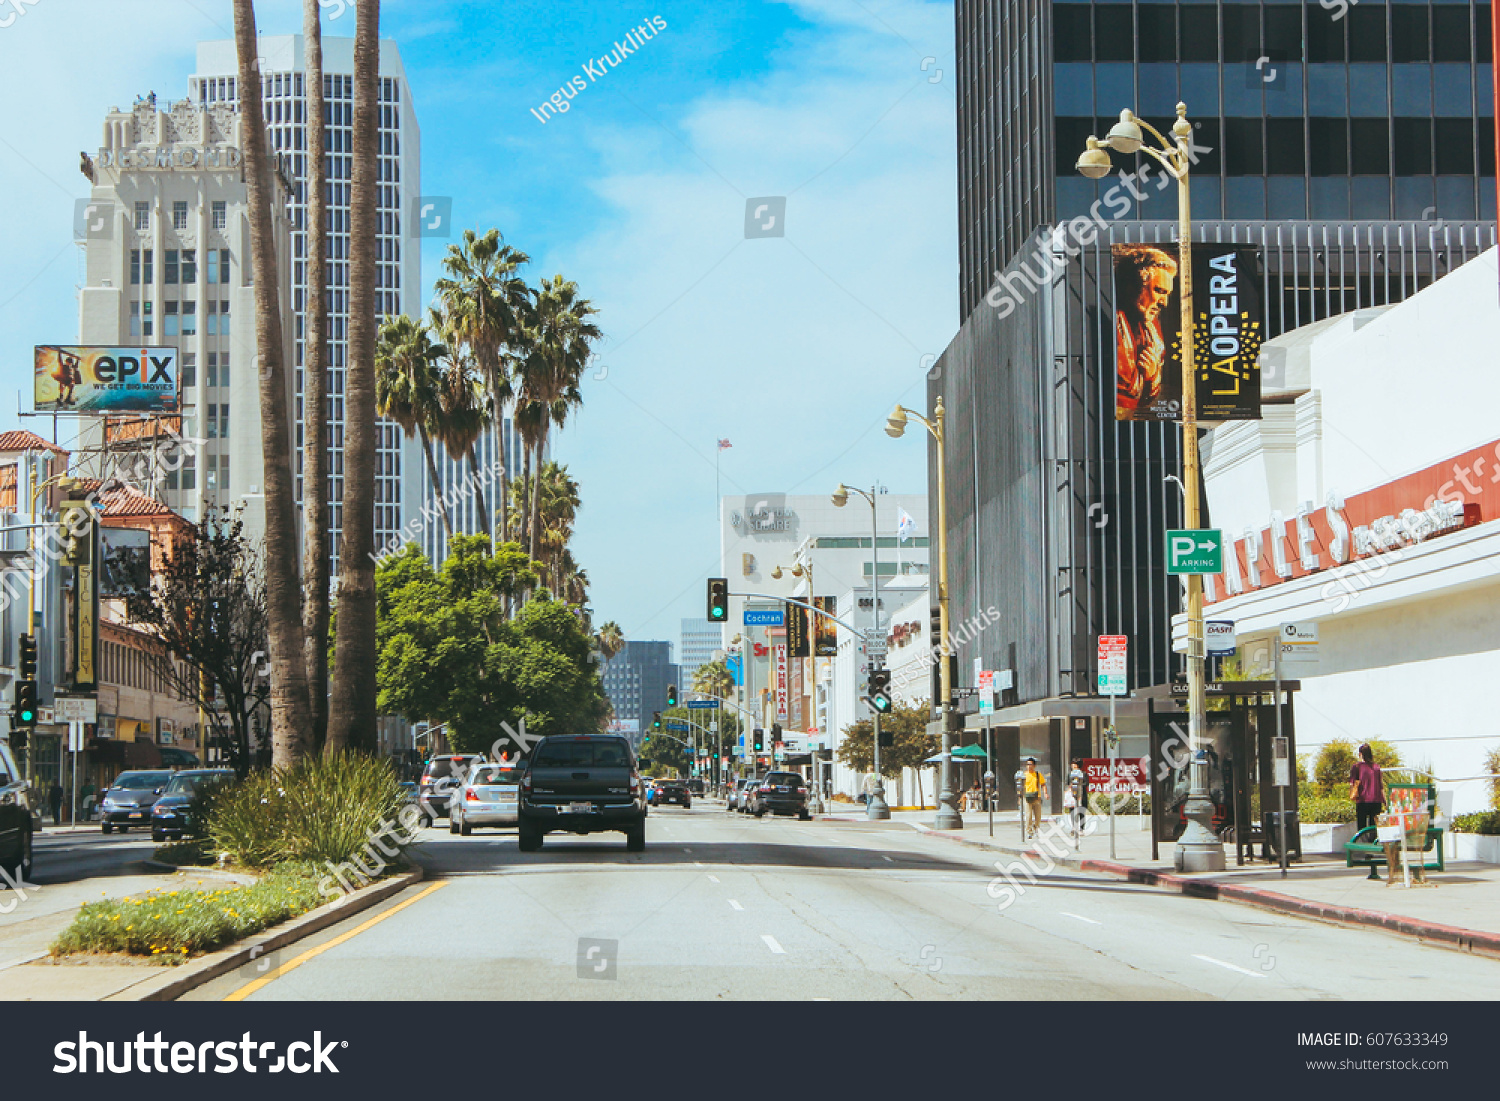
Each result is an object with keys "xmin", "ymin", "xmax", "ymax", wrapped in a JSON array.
[
  {"xmin": 111, "ymin": 866, "xmax": 425, "ymax": 1002},
  {"xmin": 924, "ymin": 830, "xmax": 1500, "ymax": 959}
]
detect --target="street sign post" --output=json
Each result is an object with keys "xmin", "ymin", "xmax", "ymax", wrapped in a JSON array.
[
  {"xmin": 686, "ymin": 699, "xmax": 720, "ymax": 710},
  {"xmin": 1165, "ymin": 529, "xmax": 1223, "ymax": 574},
  {"xmin": 977, "ymin": 670, "xmax": 994, "ymax": 715},
  {"xmin": 1279, "ymin": 621, "xmax": 1319, "ymax": 662},
  {"xmin": 744, "ymin": 609, "xmax": 784, "ymax": 626},
  {"xmin": 1206, "ymin": 620, "xmax": 1236, "ymax": 655},
  {"xmin": 1097, "ymin": 635, "xmax": 1129, "ymax": 858}
]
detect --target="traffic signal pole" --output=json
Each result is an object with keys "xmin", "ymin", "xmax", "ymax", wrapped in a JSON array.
[{"xmin": 866, "ymin": 487, "xmax": 889, "ymax": 820}]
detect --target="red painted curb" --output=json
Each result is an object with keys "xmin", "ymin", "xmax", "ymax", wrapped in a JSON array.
[{"xmin": 926, "ymin": 830, "xmax": 1500, "ymax": 957}]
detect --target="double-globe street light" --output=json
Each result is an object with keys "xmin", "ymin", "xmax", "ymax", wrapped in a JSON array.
[
  {"xmin": 832, "ymin": 483, "xmax": 890, "ymax": 820},
  {"xmin": 1077, "ymin": 103, "xmax": 1225, "ymax": 872},
  {"xmin": 885, "ymin": 397, "xmax": 961, "ymax": 831}
]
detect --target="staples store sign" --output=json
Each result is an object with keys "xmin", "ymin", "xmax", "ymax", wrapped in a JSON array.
[{"xmin": 1205, "ymin": 439, "xmax": 1498, "ymax": 607}]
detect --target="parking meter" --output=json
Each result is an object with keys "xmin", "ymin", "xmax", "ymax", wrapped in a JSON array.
[{"xmin": 1014, "ymin": 770, "xmax": 1027, "ymax": 840}]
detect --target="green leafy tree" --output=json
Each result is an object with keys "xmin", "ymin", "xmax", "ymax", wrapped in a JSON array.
[
  {"xmin": 639, "ymin": 733, "xmax": 689, "ymax": 776},
  {"xmin": 835, "ymin": 702, "xmax": 935, "ymax": 778},
  {"xmin": 1314, "ymin": 738, "xmax": 1401, "ymax": 793},
  {"xmin": 374, "ymin": 536, "xmax": 608, "ymax": 754}
]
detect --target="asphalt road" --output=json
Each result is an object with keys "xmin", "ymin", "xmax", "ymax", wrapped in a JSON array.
[{"xmin": 184, "ymin": 804, "xmax": 1500, "ymax": 1001}]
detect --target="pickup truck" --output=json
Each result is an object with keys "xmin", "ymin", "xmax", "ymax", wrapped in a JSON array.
[{"xmin": 518, "ymin": 735, "xmax": 647, "ymax": 852}]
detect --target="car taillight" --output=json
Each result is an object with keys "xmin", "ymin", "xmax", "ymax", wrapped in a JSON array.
[
  {"xmin": 521, "ymin": 772, "xmax": 532, "ymax": 793},
  {"xmin": 466, "ymin": 788, "xmax": 479, "ymax": 802},
  {"xmin": 797, "ymin": 787, "xmax": 807, "ymax": 794},
  {"xmin": 760, "ymin": 785, "xmax": 773, "ymax": 792},
  {"xmin": 629, "ymin": 773, "xmax": 640, "ymax": 793}
]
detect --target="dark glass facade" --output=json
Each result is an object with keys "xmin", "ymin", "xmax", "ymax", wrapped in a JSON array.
[{"xmin": 959, "ymin": 0, "xmax": 1496, "ymax": 318}]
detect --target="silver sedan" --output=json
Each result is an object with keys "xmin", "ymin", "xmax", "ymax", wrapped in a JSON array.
[{"xmin": 449, "ymin": 764, "xmax": 522, "ymax": 835}]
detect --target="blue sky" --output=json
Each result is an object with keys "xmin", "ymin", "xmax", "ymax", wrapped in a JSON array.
[{"xmin": 0, "ymin": 0, "xmax": 958, "ymax": 649}]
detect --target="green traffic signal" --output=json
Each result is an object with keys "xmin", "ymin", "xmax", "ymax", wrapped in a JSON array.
[
  {"xmin": 652, "ymin": 711, "xmax": 662, "ymax": 730},
  {"xmin": 666, "ymin": 684, "xmax": 678, "ymax": 707},
  {"xmin": 707, "ymin": 577, "xmax": 728, "ymax": 621}
]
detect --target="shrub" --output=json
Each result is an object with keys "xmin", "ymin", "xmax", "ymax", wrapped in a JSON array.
[
  {"xmin": 153, "ymin": 838, "xmax": 213, "ymax": 867},
  {"xmin": 50, "ymin": 863, "xmax": 326, "ymax": 963},
  {"xmin": 1486, "ymin": 746, "xmax": 1500, "ymax": 813},
  {"xmin": 1451, "ymin": 811, "xmax": 1500, "ymax": 836},
  {"xmin": 208, "ymin": 753, "xmax": 411, "ymax": 870},
  {"xmin": 1089, "ymin": 792, "xmax": 1150, "ymax": 815},
  {"xmin": 1297, "ymin": 791, "xmax": 1356, "ymax": 824}
]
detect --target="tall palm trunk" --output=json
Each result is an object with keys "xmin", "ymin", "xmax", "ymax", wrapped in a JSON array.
[
  {"xmin": 233, "ymin": 0, "xmax": 310, "ymax": 767},
  {"xmin": 326, "ymin": 0, "xmax": 380, "ymax": 755},
  {"xmin": 419, "ymin": 428, "xmax": 454, "ymax": 540},
  {"xmin": 301, "ymin": 0, "xmax": 330, "ymax": 751},
  {"xmin": 490, "ymin": 380, "xmax": 509, "ymax": 544},
  {"xmin": 466, "ymin": 441, "xmax": 489, "ymax": 538},
  {"xmin": 519, "ymin": 435, "xmax": 533, "ymax": 559},
  {"xmin": 528, "ymin": 431, "xmax": 546, "ymax": 562}
]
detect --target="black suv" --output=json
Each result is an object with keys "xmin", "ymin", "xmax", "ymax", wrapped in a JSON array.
[
  {"xmin": 652, "ymin": 780, "xmax": 692, "ymax": 808},
  {"xmin": 751, "ymin": 771, "xmax": 811, "ymax": 820},
  {"xmin": 518, "ymin": 735, "xmax": 646, "ymax": 852}
]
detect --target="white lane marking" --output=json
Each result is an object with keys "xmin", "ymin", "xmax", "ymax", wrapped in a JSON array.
[
  {"xmin": 694, "ymin": 861, "xmax": 704, "ymax": 867},
  {"xmin": 908, "ymin": 822, "xmax": 931, "ymax": 832},
  {"xmin": 1193, "ymin": 954, "xmax": 1267, "ymax": 979},
  {"xmin": 762, "ymin": 934, "xmax": 786, "ymax": 954},
  {"xmin": 683, "ymin": 847, "xmax": 692, "ymax": 853},
  {"xmin": 882, "ymin": 855, "xmax": 894, "ymax": 862},
  {"xmin": 707, "ymin": 875, "xmax": 720, "ymax": 883},
  {"xmin": 729, "ymin": 899, "xmax": 744, "ymax": 911},
  {"xmin": 1059, "ymin": 912, "xmax": 1101, "ymax": 925}
]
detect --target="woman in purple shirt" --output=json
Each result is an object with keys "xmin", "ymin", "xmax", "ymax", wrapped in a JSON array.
[{"xmin": 1349, "ymin": 744, "xmax": 1384, "ymax": 833}]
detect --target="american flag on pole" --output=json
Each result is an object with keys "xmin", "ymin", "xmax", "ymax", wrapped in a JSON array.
[
  {"xmin": 718, "ymin": 439, "xmax": 732, "ymax": 450},
  {"xmin": 897, "ymin": 506, "xmax": 915, "ymax": 543}
]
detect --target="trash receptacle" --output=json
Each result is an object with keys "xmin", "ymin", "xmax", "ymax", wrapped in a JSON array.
[{"xmin": 1263, "ymin": 810, "xmax": 1301, "ymax": 861}]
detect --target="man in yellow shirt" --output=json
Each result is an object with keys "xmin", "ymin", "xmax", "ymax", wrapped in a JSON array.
[{"xmin": 1022, "ymin": 758, "xmax": 1047, "ymax": 838}]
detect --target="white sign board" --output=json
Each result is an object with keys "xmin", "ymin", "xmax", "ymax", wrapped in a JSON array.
[
  {"xmin": 993, "ymin": 668, "xmax": 1013, "ymax": 691},
  {"xmin": 977, "ymin": 670, "xmax": 994, "ymax": 715},
  {"xmin": 1279, "ymin": 621, "xmax": 1320, "ymax": 662},
  {"xmin": 1206, "ymin": 620, "xmax": 1236, "ymax": 656},
  {"xmin": 1097, "ymin": 635, "xmax": 1128, "ymax": 696},
  {"xmin": 55, "ymin": 697, "xmax": 98, "ymax": 724}
]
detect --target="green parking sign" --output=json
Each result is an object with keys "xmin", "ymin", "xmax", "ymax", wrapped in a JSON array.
[{"xmin": 1166, "ymin": 529, "xmax": 1223, "ymax": 574}]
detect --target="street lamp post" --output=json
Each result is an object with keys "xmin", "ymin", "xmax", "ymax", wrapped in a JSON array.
[
  {"xmin": 1078, "ymin": 103, "xmax": 1224, "ymax": 872},
  {"xmin": 885, "ymin": 398, "xmax": 961, "ymax": 831},
  {"xmin": 833, "ymin": 483, "xmax": 890, "ymax": 820},
  {"xmin": 772, "ymin": 554, "xmax": 818, "ymax": 784}
]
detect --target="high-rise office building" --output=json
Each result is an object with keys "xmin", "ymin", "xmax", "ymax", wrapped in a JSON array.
[
  {"xmin": 601, "ymin": 641, "xmax": 675, "ymax": 746},
  {"xmin": 75, "ymin": 92, "xmax": 296, "ymax": 544},
  {"xmin": 678, "ymin": 618, "xmax": 722, "ymax": 682},
  {"xmin": 189, "ymin": 35, "xmax": 423, "ymax": 573},
  {"xmin": 933, "ymin": 1, "xmax": 1496, "ymax": 738}
]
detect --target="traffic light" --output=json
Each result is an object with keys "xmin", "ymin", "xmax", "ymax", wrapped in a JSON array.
[
  {"xmin": 18, "ymin": 634, "xmax": 36, "ymax": 680},
  {"xmin": 770, "ymin": 722, "xmax": 782, "ymax": 745},
  {"xmin": 666, "ymin": 684, "xmax": 678, "ymax": 707},
  {"xmin": 867, "ymin": 668, "xmax": 892, "ymax": 714},
  {"xmin": 753, "ymin": 728, "xmax": 764, "ymax": 751},
  {"xmin": 14, "ymin": 680, "xmax": 36, "ymax": 728},
  {"xmin": 930, "ymin": 605, "xmax": 942, "ymax": 649},
  {"xmin": 707, "ymin": 577, "xmax": 729, "ymax": 622},
  {"xmin": 651, "ymin": 712, "xmax": 662, "ymax": 731}
]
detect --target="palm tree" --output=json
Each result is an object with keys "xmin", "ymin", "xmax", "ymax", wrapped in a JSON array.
[
  {"xmin": 327, "ymin": 0, "xmax": 380, "ymax": 755},
  {"xmin": 595, "ymin": 621, "xmax": 625, "ymax": 661},
  {"xmin": 429, "ymin": 307, "xmax": 490, "ymax": 538},
  {"xmin": 233, "ymin": 0, "xmax": 311, "ymax": 767},
  {"xmin": 691, "ymin": 660, "xmax": 735, "ymax": 701},
  {"xmin": 375, "ymin": 314, "xmax": 451, "ymax": 540},
  {"xmin": 515, "ymin": 275, "xmax": 599, "ymax": 560},
  {"xmin": 301, "ymin": 0, "xmax": 331, "ymax": 751},
  {"xmin": 434, "ymin": 229, "xmax": 531, "ymax": 544}
]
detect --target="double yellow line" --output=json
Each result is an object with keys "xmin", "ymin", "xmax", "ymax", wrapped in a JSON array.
[{"xmin": 224, "ymin": 881, "xmax": 448, "ymax": 1001}]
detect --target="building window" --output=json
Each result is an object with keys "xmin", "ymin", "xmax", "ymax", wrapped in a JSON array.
[
  {"xmin": 142, "ymin": 250, "xmax": 153, "ymax": 283},
  {"xmin": 182, "ymin": 249, "xmax": 197, "ymax": 283},
  {"xmin": 181, "ymin": 453, "xmax": 196, "ymax": 491},
  {"xmin": 211, "ymin": 201, "xmax": 226, "ymax": 230},
  {"xmin": 181, "ymin": 300, "xmax": 196, "ymax": 335},
  {"xmin": 129, "ymin": 301, "xmax": 140, "ymax": 337},
  {"xmin": 217, "ymin": 249, "xmax": 230, "ymax": 284},
  {"xmin": 165, "ymin": 250, "xmax": 178, "ymax": 284},
  {"xmin": 219, "ymin": 299, "xmax": 230, "ymax": 334},
  {"xmin": 134, "ymin": 201, "xmax": 149, "ymax": 230},
  {"xmin": 142, "ymin": 300, "xmax": 153, "ymax": 337},
  {"xmin": 130, "ymin": 250, "xmax": 141, "ymax": 285},
  {"xmin": 207, "ymin": 405, "xmax": 218, "ymax": 439},
  {"xmin": 219, "ymin": 353, "xmax": 229, "ymax": 386},
  {"xmin": 207, "ymin": 353, "xmax": 217, "ymax": 388},
  {"xmin": 181, "ymin": 352, "xmax": 196, "ymax": 388},
  {"xmin": 164, "ymin": 301, "xmax": 179, "ymax": 337},
  {"xmin": 172, "ymin": 201, "xmax": 189, "ymax": 230},
  {"xmin": 218, "ymin": 404, "xmax": 229, "ymax": 439},
  {"xmin": 205, "ymin": 301, "xmax": 217, "ymax": 336}
]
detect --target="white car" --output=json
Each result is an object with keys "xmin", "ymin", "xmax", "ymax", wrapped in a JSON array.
[{"xmin": 449, "ymin": 763, "xmax": 523, "ymax": 835}]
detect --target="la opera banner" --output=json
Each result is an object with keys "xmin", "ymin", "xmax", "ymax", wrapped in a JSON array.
[
  {"xmin": 1113, "ymin": 245, "xmax": 1263, "ymax": 422},
  {"xmin": 35, "ymin": 345, "xmax": 180, "ymax": 413}
]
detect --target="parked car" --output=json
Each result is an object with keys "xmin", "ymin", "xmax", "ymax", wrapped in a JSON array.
[
  {"xmin": 518, "ymin": 735, "xmax": 646, "ymax": 852},
  {"xmin": 686, "ymin": 778, "xmax": 705, "ymax": 796},
  {"xmin": 751, "ymin": 771, "xmax": 811, "ymax": 820},
  {"xmin": 731, "ymin": 778, "xmax": 758, "ymax": 813},
  {"xmin": 99, "ymin": 770, "xmax": 174, "ymax": 833},
  {"xmin": 651, "ymin": 779, "xmax": 692, "ymax": 809},
  {"xmin": 150, "ymin": 769, "xmax": 235, "ymax": 842},
  {"xmin": 0, "ymin": 739, "xmax": 33, "ymax": 882},
  {"xmin": 449, "ymin": 764, "xmax": 523, "ymax": 834},
  {"xmin": 417, "ymin": 754, "xmax": 485, "ymax": 825}
]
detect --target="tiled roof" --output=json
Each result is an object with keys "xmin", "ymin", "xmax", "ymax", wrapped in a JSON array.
[
  {"xmin": 0, "ymin": 430, "xmax": 68, "ymax": 456},
  {"xmin": 73, "ymin": 478, "xmax": 184, "ymax": 521}
]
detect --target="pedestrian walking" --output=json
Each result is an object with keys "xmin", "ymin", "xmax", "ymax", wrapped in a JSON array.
[
  {"xmin": 48, "ymin": 780, "xmax": 64, "ymax": 826},
  {"xmin": 1067, "ymin": 759, "xmax": 1089, "ymax": 837},
  {"xmin": 1022, "ymin": 758, "xmax": 1047, "ymax": 838},
  {"xmin": 1350, "ymin": 743, "xmax": 1384, "ymax": 834}
]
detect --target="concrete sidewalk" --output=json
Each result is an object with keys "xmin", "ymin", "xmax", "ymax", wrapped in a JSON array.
[{"xmin": 820, "ymin": 806, "xmax": 1500, "ymax": 955}]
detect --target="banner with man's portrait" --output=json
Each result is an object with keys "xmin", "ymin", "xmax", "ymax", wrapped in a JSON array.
[{"xmin": 1112, "ymin": 244, "xmax": 1264, "ymax": 422}]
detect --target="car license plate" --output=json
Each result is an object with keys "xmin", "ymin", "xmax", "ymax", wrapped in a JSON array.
[
  {"xmin": 568, "ymin": 802, "xmax": 594, "ymax": 814},
  {"xmin": 130, "ymin": 812, "xmax": 143, "ymax": 818}
]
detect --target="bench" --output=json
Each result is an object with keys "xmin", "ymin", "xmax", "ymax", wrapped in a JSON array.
[{"xmin": 1345, "ymin": 826, "xmax": 1445, "ymax": 876}]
